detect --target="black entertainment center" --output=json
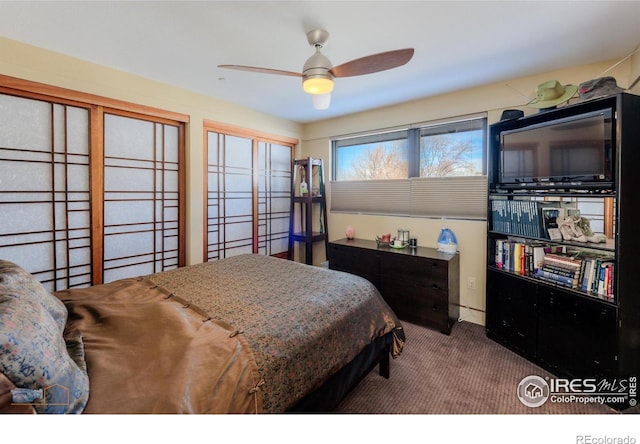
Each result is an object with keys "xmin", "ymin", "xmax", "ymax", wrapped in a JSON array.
[{"xmin": 485, "ymin": 93, "xmax": 640, "ymax": 409}]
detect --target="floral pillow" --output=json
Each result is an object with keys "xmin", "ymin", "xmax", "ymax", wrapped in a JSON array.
[
  {"xmin": 0, "ymin": 260, "xmax": 89, "ymax": 414},
  {"xmin": 0, "ymin": 260, "xmax": 68, "ymax": 332}
]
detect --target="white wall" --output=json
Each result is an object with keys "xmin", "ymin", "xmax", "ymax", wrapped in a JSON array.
[{"xmin": 300, "ymin": 58, "xmax": 637, "ymax": 325}]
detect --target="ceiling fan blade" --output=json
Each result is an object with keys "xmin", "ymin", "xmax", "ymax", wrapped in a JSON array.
[
  {"xmin": 218, "ymin": 65, "xmax": 302, "ymax": 77},
  {"xmin": 329, "ymin": 48, "xmax": 414, "ymax": 78}
]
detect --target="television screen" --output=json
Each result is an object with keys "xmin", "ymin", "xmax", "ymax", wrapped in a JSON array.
[{"xmin": 500, "ymin": 109, "xmax": 613, "ymax": 186}]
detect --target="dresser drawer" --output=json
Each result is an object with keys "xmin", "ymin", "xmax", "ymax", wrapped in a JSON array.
[
  {"xmin": 381, "ymin": 279, "xmax": 448, "ymax": 306},
  {"xmin": 328, "ymin": 243, "xmax": 379, "ymax": 287},
  {"xmin": 379, "ymin": 254, "xmax": 448, "ymax": 289},
  {"xmin": 381, "ymin": 280, "xmax": 451, "ymax": 333}
]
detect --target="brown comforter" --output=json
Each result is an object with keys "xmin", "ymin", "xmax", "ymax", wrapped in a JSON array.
[
  {"xmin": 56, "ymin": 254, "xmax": 404, "ymax": 413},
  {"xmin": 56, "ymin": 278, "xmax": 263, "ymax": 413}
]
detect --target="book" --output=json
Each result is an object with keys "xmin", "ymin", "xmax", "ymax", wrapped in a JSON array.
[
  {"xmin": 596, "ymin": 261, "xmax": 615, "ymax": 298},
  {"xmin": 491, "ymin": 200, "xmax": 545, "ymax": 238},
  {"xmin": 605, "ymin": 264, "xmax": 614, "ymax": 301},
  {"xmin": 540, "ymin": 206, "xmax": 561, "ymax": 240},
  {"xmin": 543, "ymin": 253, "xmax": 582, "ymax": 270},
  {"xmin": 533, "ymin": 269, "xmax": 579, "ymax": 288},
  {"xmin": 495, "ymin": 239, "xmax": 504, "ymax": 269},
  {"xmin": 581, "ymin": 258, "xmax": 594, "ymax": 292},
  {"xmin": 586, "ymin": 258, "xmax": 601, "ymax": 294},
  {"xmin": 532, "ymin": 245, "xmax": 546, "ymax": 273},
  {"xmin": 513, "ymin": 242, "xmax": 522, "ymax": 274},
  {"xmin": 540, "ymin": 264, "xmax": 580, "ymax": 278}
]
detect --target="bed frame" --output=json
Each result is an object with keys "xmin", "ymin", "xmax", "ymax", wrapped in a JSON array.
[{"xmin": 288, "ymin": 333, "xmax": 391, "ymax": 412}]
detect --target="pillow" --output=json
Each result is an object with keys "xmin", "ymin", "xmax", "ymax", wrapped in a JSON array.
[
  {"xmin": 0, "ymin": 261, "xmax": 89, "ymax": 414},
  {"xmin": 0, "ymin": 259, "xmax": 68, "ymax": 332}
]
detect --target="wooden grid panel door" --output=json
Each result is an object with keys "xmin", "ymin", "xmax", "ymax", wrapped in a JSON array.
[
  {"xmin": 0, "ymin": 82, "xmax": 186, "ymax": 290},
  {"xmin": 206, "ymin": 132, "xmax": 254, "ymax": 260},
  {"xmin": 102, "ymin": 113, "xmax": 183, "ymax": 282},
  {"xmin": 205, "ymin": 124, "xmax": 295, "ymax": 262},
  {"xmin": 257, "ymin": 141, "xmax": 291, "ymax": 257},
  {"xmin": 0, "ymin": 93, "xmax": 92, "ymax": 291}
]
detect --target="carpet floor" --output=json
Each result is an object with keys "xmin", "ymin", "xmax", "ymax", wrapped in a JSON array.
[{"xmin": 335, "ymin": 320, "xmax": 639, "ymax": 414}]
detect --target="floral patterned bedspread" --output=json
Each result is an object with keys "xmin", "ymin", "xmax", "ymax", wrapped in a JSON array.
[{"xmin": 146, "ymin": 254, "xmax": 404, "ymax": 413}]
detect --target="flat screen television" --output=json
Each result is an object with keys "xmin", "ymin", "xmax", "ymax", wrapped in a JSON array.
[{"xmin": 499, "ymin": 108, "xmax": 614, "ymax": 189}]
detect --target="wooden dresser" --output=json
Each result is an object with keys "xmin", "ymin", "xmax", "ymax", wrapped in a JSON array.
[{"xmin": 328, "ymin": 238, "xmax": 460, "ymax": 334}]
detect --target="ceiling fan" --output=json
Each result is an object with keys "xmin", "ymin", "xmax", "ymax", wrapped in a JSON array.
[{"xmin": 218, "ymin": 29, "xmax": 414, "ymax": 110}]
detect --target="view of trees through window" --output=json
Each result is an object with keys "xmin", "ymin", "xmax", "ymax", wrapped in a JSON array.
[
  {"xmin": 420, "ymin": 133, "xmax": 478, "ymax": 176},
  {"xmin": 333, "ymin": 118, "xmax": 486, "ymax": 181},
  {"xmin": 336, "ymin": 139, "xmax": 408, "ymax": 180}
]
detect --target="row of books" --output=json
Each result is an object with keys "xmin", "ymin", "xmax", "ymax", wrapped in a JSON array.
[
  {"xmin": 495, "ymin": 239, "xmax": 615, "ymax": 301},
  {"xmin": 491, "ymin": 199, "xmax": 566, "ymax": 239}
]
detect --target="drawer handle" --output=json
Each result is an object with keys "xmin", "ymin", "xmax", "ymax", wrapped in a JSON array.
[{"xmin": 432, "ymin": 283, "xmax": 440, "ymax": 290}]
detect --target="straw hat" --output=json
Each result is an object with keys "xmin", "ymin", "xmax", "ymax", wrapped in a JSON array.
[{"xmin": 528, "ymin": 80, "xmax": 578, "ymax": 109}]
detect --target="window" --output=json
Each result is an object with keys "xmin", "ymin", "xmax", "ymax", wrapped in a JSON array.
[
  {"xmin": 331, "ymin": 116, "xmax": 488, "ymax": 220},
  {"xmin": 418, "ymin": 118, "xmax": 486, "ymax": 177},
  {"xmin": 333, "ymin": 117, "xmax": 486, "ymax": 181},
  {"xmin": 334, "ymin": 130, "xmax": 408, "ymax": 180}
]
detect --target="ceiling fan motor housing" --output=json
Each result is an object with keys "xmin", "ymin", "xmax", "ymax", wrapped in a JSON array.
[{"xmin": 302, "ymin": 50, "xmax": 334, "ymax": 94}]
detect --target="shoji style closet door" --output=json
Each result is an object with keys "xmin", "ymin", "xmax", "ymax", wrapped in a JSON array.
[
  {"xmin": 257, "ymin": 141, "xmax": 291, "ymax": 256},
  {"xmin": 204, "ymin": 123, "xmax": 296, "ymax": 261},
  {"xmin": 0, "ymin": 93, "xmax": 92, "ymax": 291},
  {"xmin": 0, "ymin": 77, "xmax": 186, "ymax": 290},
  {"xmin": 103, "ymin": 113, "xmax": 183, "ymax": 282},
  {"xmin": 206, "ymin": 132, "xmax": 255, "ymax": 259}
]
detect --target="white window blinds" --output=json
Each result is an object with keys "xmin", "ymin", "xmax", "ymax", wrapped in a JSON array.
[{"xmin": 330, "ymin": 176, "xmax": 487, "ymax": 220}]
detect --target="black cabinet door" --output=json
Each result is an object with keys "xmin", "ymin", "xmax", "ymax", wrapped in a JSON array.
[
  {"xmin": 486, "ymin": 269, "xmax": 537, "ymax": 359},
  {"xmin": 537, "ymin": 287, "xmax": 617, "ymax": 379}
]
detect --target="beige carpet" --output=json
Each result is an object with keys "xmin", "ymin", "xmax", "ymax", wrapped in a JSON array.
[{"xmin": 335, "ymin": 320, "xmax": 638, "ymax": 414}]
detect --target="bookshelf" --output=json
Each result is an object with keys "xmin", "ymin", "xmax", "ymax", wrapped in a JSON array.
[
  {"xmin": 485, "ymin": 93, "xmax": 640, "ymax": 408},
  {"xmin": 489, "ymin": 196, "xmax": 616, "ymax": 301}
]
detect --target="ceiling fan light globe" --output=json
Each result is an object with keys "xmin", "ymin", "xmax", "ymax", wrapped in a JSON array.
[
  {"xmin": 303, "ymin": 76, "xmax": 334, "ymax": 94},
  {"xmin": 312, "ymin": 93, "xmax": 331, "ymax": 110}
]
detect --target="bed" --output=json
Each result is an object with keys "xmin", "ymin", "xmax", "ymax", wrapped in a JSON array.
[{"xmin": 0, "ymin": 254, "xmax": 404, "ymax": 414}]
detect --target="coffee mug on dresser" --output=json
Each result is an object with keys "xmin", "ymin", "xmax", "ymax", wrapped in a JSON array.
[
  {"xmin": 409, "ymin": 238, "xmax": 417, "ymax": 248},
  {"xmin": 392, "ymin": 239, "xmax": 404, "ymax": 248}
]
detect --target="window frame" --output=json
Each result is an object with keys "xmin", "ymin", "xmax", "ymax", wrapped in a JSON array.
[
  {"xmin": 330, "ymin": 115, "xmax": 488, "ymax": 220},
  {"xmin": 332, "ymin": 115, "xmax": 487, "ymax": 181}
]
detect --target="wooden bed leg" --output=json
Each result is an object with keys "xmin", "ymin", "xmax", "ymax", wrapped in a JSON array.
[{"xmin": 379, "ymin": 350, "xmax": 390, "ymax": 379}]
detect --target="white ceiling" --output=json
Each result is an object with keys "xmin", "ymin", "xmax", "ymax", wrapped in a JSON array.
[{"xmin": 1, "ymin": 1, "xmax": 639, "ymax": 123}]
